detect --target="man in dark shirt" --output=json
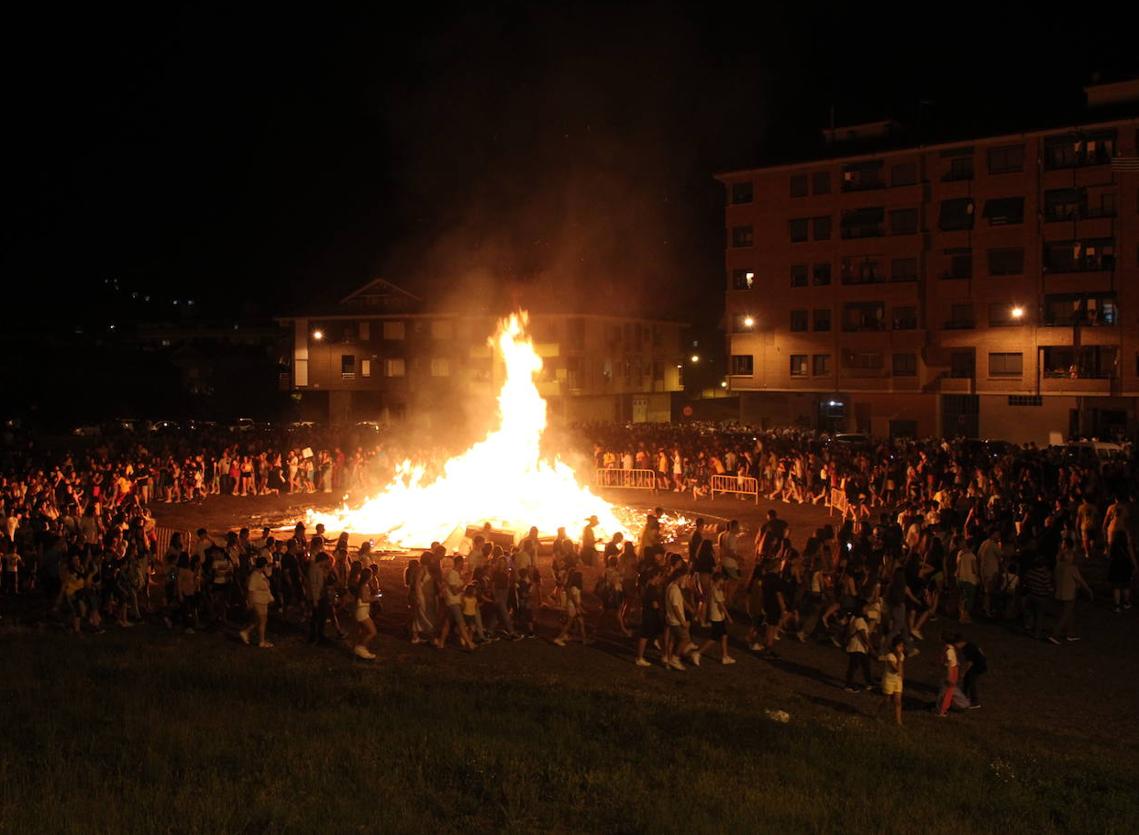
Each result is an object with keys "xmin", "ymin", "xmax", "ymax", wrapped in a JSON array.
[
  {"xmin": 760, "ymin": 562, "xmax": 787, "ymax": 657},
  {"xmin": 954, "ymin": 637, "xmax": 988, "ymax": 709}
]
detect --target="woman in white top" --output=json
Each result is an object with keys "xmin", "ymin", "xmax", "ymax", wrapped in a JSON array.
[
  {"xmin": 239, "ymin": 558, "xmax": 274, "ymax": 648},
  {"xmin": 352, "ymin": 567, "xmax": 377, "ymax": 660}
]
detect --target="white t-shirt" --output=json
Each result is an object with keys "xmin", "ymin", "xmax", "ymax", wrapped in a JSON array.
[
  {"xmin": 665, "ymin": 581, "xmax": 687, "ymax": 627},
  {"xmin": 444, "ymin": 569, "xmax": 464, "ymax": 606},
  {"xmin": 708, "ymin": 587, "xmax": 726, "ymax": 623},
  {"xmin": 846, "ymin": 616, "xmax": 869, "ymax": 653}
]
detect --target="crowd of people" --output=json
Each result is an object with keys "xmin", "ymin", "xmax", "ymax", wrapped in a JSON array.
[{"xmin": 2, "ymin": 422, "xmax": 1137, "ymax": 724}]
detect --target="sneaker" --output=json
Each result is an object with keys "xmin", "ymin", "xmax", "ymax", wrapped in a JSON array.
[
  {"xmin": 635, "ymin": 658, "xmax": 652, "ymax": 667},
  {"xmin": 967, "ymin": 703, "xmax": 982, "ymax": 710},
  {"xmin": 911, "ymin": 628, "xmax": 924, "ymax": 640},
  {"xmin": 1124, "ymin": 602, "xmax": 1133, "ymax": 610},
  {"xmin": 1066, "ymin": 636, "xmax": 1081, "ymax": 642},
  {"xmin": 1046, "ymin": 636, "xmax": 1061, "ymax": 645},
  {"xmin": 354, "ymin": 645, "xmax": 376, "ymax": 660},
  {"xmin": 553, "ymin": 638, "xmax": 567, "ymax": 647},
  {"xmin": 239, "ymin": 629, "xmax": 250, "ymax": 645},
  {"xmin": 795, "ymin": 632, "xmax": 807, "ymax": 643},
  {"xmin": 668, "ymin": 658, "xmax": 686, "ymax": 671},
  {"xmin": 1114, "ymin": 606, "xmax": 1122, "ymax": 614},
  {"xmin": 259, "ymin": 642, "xmax": 274, "ymax": 649},
  {"xmin": 721, "ymin": 656, "xmax": 737, "ymax": 665},
  {"xmin": 120, "ymin": 621, "xmax": 136, "ymax": 628},
  {"xmin": 907, "ymin": 647, "xmax": 921, "ymax": 659},
  {"xmin": 689, "ymin": 651, "xmax": 702, "ymax": 667},
  {"xmin": 184, "ymin": 627, "xmax": 195, "ymax": 635},
  {"xmin": 748, "ymin": 642, "xmax": 763, "ymax": 651},
  {"xmin": 844, "ymin": 685, "xmax": 860, "ymax": 693}
]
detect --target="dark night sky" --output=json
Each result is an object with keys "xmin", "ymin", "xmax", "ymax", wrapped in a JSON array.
[{"xmin": 3, "ymin": 2, "xmax": 1136, "ymax": 327}]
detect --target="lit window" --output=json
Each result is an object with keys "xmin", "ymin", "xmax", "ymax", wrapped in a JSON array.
[{"xmin": 430, "ymin": 358, "xmax": 451, "ymax": 377}]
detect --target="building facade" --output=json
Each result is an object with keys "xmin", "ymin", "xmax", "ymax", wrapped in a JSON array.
[
  {"xmin": 278, "ymin": 279, "xmax": 686, "ymax": 426},
  {"xmin": 717, "ymin": 83, "xmax": 1139, "ymax": 444}
]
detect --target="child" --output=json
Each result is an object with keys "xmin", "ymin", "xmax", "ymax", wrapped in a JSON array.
[
  {"xmin": 879, "ymin": 636, "xmax": 906, "ymax": 725},
  {"xmin": 554, "ymin": 570, "xmax": 589, "ymax": 646},
  {"xmin": 695, "ymin": 572, "xmax": 735, "ymax": 664},
  {"xmin": 935, "ymin": 631, "xmax": 961, "ymax": 717},
  {"xmin": 461, "ymin": 583, "xmax": 484, "ymax": 642},
  {"xmin": 844, "ymin": 601, "xmax": 873, "ymax": 692}
]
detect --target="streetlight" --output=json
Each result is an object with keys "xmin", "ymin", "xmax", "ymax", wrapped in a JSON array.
[
  {"xmin": 690, "ymin": 354, "xmax": 700, "ymax": 364},
  {"xmin": 1010, "ymin": 305, "xmax": 1025, "ymax": 320},
  {"xmin": 720, "ymin": 380, "xmax": 728, "ymax": 389},
  {"xmin": 312, "ymin": 329, "xmax": 324, "ymax": 341},
  {"xmin": 743, "ymin": 315, "xmax": 755, "ymax": 329}
]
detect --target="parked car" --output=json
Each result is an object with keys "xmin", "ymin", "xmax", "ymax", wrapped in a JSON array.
[
  {"xmin": 229, "ymin": 418, "xmax": 256, "ymax": 432},
  {"xmin": 150, "ymin": 419, "xmax": 181, "ymax": 433},
  {"xmin": 72, "ymin": 424, "xmax": 102, "ymax": 437}
]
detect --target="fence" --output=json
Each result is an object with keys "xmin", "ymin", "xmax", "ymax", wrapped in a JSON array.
[
  {"xmin": 155, "ymin": 525, "xmax": 192, "ymax": 557},
  {"xmin": 827, "ymin": 487, "xmax": 849, "ymax": 518},
  {"xmin": 595, "ymin": 468, "xmax": 659, "ymax": 491},
  {"xmin": 710, "ymin": 474, "xmax": 759, "ymax": 503}
]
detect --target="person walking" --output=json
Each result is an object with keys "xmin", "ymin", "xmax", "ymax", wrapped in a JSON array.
[
  {"xmin": 1049, "ymin": 541, "xmax": 1092, "ymax": 644},
  {"xmin": 239, "ymin": 557, "xmax": 274, "ymax": 648},
  {"xmin": 844, "ymin": 601, "xmax": 873, "ymax": 692},
  {"xmin": 1023, "ymin": 557, "xmax": 1054, "ymax": 640}
]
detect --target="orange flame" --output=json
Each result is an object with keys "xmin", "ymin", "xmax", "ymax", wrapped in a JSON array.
[{"xmin": 306, "ymin": 312, "xmax": 626, "ymax": 548}]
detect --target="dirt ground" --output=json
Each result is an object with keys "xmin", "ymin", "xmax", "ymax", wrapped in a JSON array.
[{"xmin": 148, "ymin": 488, "xmax": 1139, "ymax": 757}]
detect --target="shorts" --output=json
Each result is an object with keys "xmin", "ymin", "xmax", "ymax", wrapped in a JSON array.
[
  {"xmin": 882, "ymin": 678, "xmax": 902, "ymax": 696},
  {"xmin": 463, "ymin": 614, "xmax": 477, "ymax": 628},
  {"xmin": 355, "ymin": 607, "xmax": 371, "ymax": 623},
  {"xmin": 447, "ymin": 603, "xmax": 464, "ymax": 626},
  {"xmin": 668, "ymin": 623, "xmax": 691, "ymax": 646},
  {"xmin": 709, "ymin": 620, "xmax": 727, "ymax": 639}
]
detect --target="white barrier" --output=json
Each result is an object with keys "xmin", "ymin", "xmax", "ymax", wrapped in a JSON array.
[
  {"xmin": 595, "ymin": 468, "xmax": 659, "ymax": 491},
  {"xmin": 710, "ymin": 474, "xmax": 759, "ymax": 503}
]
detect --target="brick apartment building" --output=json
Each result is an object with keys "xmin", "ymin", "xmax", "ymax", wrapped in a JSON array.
[
  {"xmin": 716, "ymin": 79, "xmax": 1139, "ymax": 444},
  {"xmin": 277, "ymin": 278, "xmax": 687, "ymax": 426}
]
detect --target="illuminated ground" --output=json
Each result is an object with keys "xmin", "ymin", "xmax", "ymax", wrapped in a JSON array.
[{"xmin": 1, "ymin": 491, "xmax": 1136, "ymax": 832}]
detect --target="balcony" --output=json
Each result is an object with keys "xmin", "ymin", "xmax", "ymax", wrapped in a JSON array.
[
  {"xmin": 1040, "ymin": 376, "xmax": 1114, "ymax": 395},
  {"xmin": 940, "ymin": 376, "xmax": 975, "ymax": 394},
  {"xmin": 943, "ymin": 319, "xmax": 975, "ymax": 330},
  {"xmin": 841, "ymin": 178, "xmax": 885, "ymax": 193}
]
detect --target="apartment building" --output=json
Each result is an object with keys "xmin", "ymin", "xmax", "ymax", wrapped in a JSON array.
[
  {"xmin": 716, "ymin": 80, "xmax": 1139, "ymax": 444},
  {"xmin": 277, "ymin": 278, "xmax": 686, "ymax": 425}
]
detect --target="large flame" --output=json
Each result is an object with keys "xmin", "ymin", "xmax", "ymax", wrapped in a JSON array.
[{"xmin": 306, "ymin": 312, "xmax": 626, "ymax": 548}]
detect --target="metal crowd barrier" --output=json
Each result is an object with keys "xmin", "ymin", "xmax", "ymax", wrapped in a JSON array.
[
  {"xmin": 595, "ymin": 468, "xmax": 659, "ymax": 491},
  {"xmin": 710, "ymin": 474, "xmax": 759, "ymax": 503}
]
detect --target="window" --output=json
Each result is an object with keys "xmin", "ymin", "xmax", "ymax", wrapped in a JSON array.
[
  {"xmin": 989, "ymin": 304, "xmax": 1025, "ymax": 327},
  {"xmin": 941, "ymin": 148, "xmax": 974, "ymax": 181},
  {"xmin": 1044, "ymin": 130, "xmax": 1117, "ymax": 169},
  {"xmin": 949, "ymin": 350, "xmax": 975, "ymax": 378},
  {"xmin": 430, "ymin": 358, "xmax": 451, "ymax": 377},
  {"xmin": 1008, "ymin": 395, "xmax": 1043, "ymax": 407},
  {"xmin": 812, "ymin": 216, "xmax": 832, "ymax": 241},
  {"xmin": 790, "ymin": 310, "xmax": 808, "ymax": 332},
  {"xmin": 360, "ymin": 358, "xmax": 372, "ymax": 378},
  {"xmin": 840, "ymin": 255, "xmax": 885, "ymax": 285},
  {"xmin": 939, "ymin": 198, "xmax": 975, "ymax": 231},
  {"xmin": 843, "ymin": 301, "xmax": 886, "ymax": 331},
  {"xmin": 987, "ymin": 144, "xmax": 1025, "ymax": 174},
  {"xmin": 842, "ymin": 350, "xmax": 884, "ymax": 370},
  {"xmin": 892, "ymin": 353, "xmax": 917, "ymax": 376},
  {"xmin": 890, "ymin": 162, "xmax": 917, "ymax": 186},
  {"xmin": 732, "ymin": 313, "xmax": 755, "ymax": 332},
  {"xmin": 1044, "ymin": 188, "xmax": 1082, "ymax": 222},
  {"xmin": 1044, "ymin": 134, "xmax": 1079, "ymax": 169},
  {"xmin": 382, "ymin": 321, "xmax": 406, "ymax": 340},
  {"xmin": 1043, "ymin": 346, "xmax": 1117, "ymax": 378},
  {"xmin": 431, "ymin": 320, "xmax": 454, "ymax": 339},
  {"xmin": 731, "ymin": 268, "xmax": 755, "ymax": 290},
  {"xmin": 788, "ymin": 219, "xmax": 809, "ymax": 243},
  {"xmin": 359, "ymin": 321, "xmax": 371, "ymax": 341},
  {"xmin": 943, "ymin": 248, "xmax": 972, "ymax": 279},
  {"xmin": 983, "ymin": 196, "xmax": 1025, "ymax": 226},
  {"xmin": 1044, "ymin": 294, "xmax": 1118, "ymax": 327},
  {"xmin": 1088, "ymin": 190, "xmax": 1117, "ymax": 219},
  {"xmin": 791, "ymin": 264, "xmax": 808, "ymax": 287},
  {"xmin": 812, "ymin": 354, "xmax": 831, "ymax": 375},
  {"xmin": 730, "ymin": 355, "xmax": 754, "ymax": 375},
  {"xmin": 731, "ymin": 225, "xmax": 754, "ymax": 247},
  {"xmin": 841, "ymin": 160, "xmax": 885, "ymax": 191},
  {"xmin": 1084, "ymin": 130, "xmax": 1117, "ymax": 165},
  {"xmin": 812, "ymin": 171, "xmax": 830, "ymax": 195},
  {"xmin": 812, "ymin": 262, "xmax": 831, "ymax": 285},
  {"xmin": 341, "ymin": 354, "xmax": 356, "ymax": 379},
  {"xmin": 790, "ymin": 354, "xmax": 808, "ymax": 376},
  {"xmin": 790, "ymin": 174, "xmax": 808, "ymax": 197},
  {"xmin": 813, "ymin": 308, "xmax": 831, "ymax": 331},
  {"xmin": 891, "ymin": 257, "xmax": 918, "ymax": 282},
  {"xmin": 889, "ymin": 208, "xmax": 918, "ymax": 235},
  {"xmin": 384, "ymin": 358, "xmax": 406, "ymax": 377},
  {"xmin": 840, "ymin": 206, "xmax": 885, "ymax": 239},
  {"xmin": 988, "ymin": 247, "xmax": 1024, "ymax": 276},
  {"xmin": 988, "ymin": 352, "xmax": 1023, "ymax": 377},
  {"xmin": 889, "ymin": 420, "xmax": 918, "ymax": 439},
  {"xmin": 1043, "ymin": 238, "xmax": 1116, "ymax": 273},
  {"xmin": 946, "ymin": 303, "xmax": 974, "ymax": 329},
  {"xmin": 731, "ymin": 180, "xmax": 754, "ymax": 204},
  {"xmin": 892, "ymin": 306, "xmax": 917, "ymax": 330}
]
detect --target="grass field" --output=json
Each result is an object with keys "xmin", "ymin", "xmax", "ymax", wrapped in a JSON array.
[{"xmin": 2, "ymin": 622, "xmax": 1137, "ymax": 835}]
